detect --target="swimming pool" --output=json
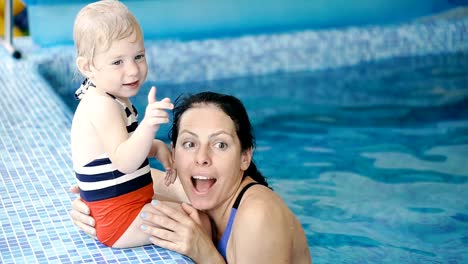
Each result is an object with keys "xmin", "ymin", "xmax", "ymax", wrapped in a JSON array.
[
  {"xmin": 120, "ymin": 52, "xmax": 468, "ymax": 263},
  {"xmin": 42, "ymin": 48, "xmax": 468, "ymax": 264},
  {"xmin": 181, "ymin": 54, "xmax": 468, "ymax": 263},
  {"xmin": 2, "ymin": 5, "xmax": 465, "ymax": 263}
]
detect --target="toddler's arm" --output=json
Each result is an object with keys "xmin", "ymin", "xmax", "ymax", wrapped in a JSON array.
[
  {"xmin": 90, "ymin": 86, "xmax": 173, "ymax": 173},
  {"xmin": 148, "ymin": 139, "xmax": 177, "ymax": 185}
]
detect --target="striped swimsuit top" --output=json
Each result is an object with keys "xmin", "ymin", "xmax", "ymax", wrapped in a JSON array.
[{"xmin": 74, "ymin": 80, "xmax": 153, "ymax": 202}]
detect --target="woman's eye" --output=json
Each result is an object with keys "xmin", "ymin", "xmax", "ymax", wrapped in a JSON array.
[
  {"xmin": 215, "ymin": 142, "xmax": 228, "ymax": 150},
  {"xmin": 182, "ymin": 141, "xmax": 195, "ymax": 149},
  {"xmin": 112, "ymin": 60, "xmax": 122, "ymax": 65},
  {"xmin": 135, "ymin": 54, "xmax": 145, "ymax": 60}
]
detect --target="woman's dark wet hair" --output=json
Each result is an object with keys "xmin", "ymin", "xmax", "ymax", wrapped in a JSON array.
[{"xmin": 169, "ymin": 92, "xmax": 270, "ymax": 188}]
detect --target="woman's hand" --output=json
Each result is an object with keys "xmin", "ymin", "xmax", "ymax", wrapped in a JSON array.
[
  {"xmin": 140, "ymin": 200, "xmax": 225, "ymax": 264},
  {"xmin": 69, "ymin": 185, "xmax": 97, "ymax": 239}
]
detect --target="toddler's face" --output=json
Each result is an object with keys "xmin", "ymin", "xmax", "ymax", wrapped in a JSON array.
[{"xmin": 89, "ymin": 32, "xmax": 147, "ymax": 99}]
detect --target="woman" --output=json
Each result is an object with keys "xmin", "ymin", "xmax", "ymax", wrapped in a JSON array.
[{"xmin": 71, "ymin": 92, "xmax": 312, "ymax": 263}]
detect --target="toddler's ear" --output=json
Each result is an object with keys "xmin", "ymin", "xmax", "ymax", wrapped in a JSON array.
[{"xmin": 76, "ymin": 56, "xmax": 92, "ymax": 78}]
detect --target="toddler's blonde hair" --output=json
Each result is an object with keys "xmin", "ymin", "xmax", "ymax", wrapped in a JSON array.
[{"xmin": 73, "ymin": 0, "xmax": 143, "ymax": 64}]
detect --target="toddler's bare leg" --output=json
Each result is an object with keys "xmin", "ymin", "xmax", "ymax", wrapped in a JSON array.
[
  {"xmin": 111, "ymin": 203, "xmax": 156, "ymax": 248},
  {"xmin": 112, "ymin": 201, "xmax": 182, "ymax": 248}
]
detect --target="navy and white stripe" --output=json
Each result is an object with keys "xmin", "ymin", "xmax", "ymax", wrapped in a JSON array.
[
  {"xmin": 74, "ymin": 81, "xmax": 152, "ymax": 202},
  {"xmin": 75, "ymin": 156, "xmax": 152, "ymax": 202},
  {"xmin": 106, "ymin": 93, "xmax": 139, "ymax": 132}
]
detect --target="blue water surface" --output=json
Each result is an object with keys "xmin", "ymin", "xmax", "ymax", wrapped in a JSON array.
[{"xmin": 46, "ymin": 48, "xmax": 468, "ymax": 263}]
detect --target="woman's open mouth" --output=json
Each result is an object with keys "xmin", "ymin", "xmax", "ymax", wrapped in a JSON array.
[{"xmin": 191, "ymin": 175, "xmax": 217, "ymax": 194}]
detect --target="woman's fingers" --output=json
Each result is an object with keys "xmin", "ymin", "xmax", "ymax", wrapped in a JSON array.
[
  {"xmin": 72, "ymin": 197, "xmax": 90, "ymax": 215},
  {"xmin": 141, "ymin": 201, "xmax": 216, "ymax": 261},
  {"xmin": 70, "ymin": 198, "xmax": 96, "ymax": 238},
  {"xmin": 69, "ymin": 184, "xmax": 80, "ymax": 194},
  {"xmin": 69, "ymin": 185, "xmax": 96, "ymax": 238},
  {"xmin": 142, "ymin": 223, "xmax": 177, "ymax": 241},
  {"xmin": 141, "ymin": 219, "xmax": 192, "ymax": 255},
  {"xmin": 181, "ymin": 203, "xmax": 201, "ymax": 224},
  {"xmin": 140, "ymin": 201, "xmax": 195, "ymax": 242},
  {"xmin": 70, "ymin": 207, "xmax": 96, "ymax": 238},
  {"xmin": 141, "ymin": 210, "xmax": 180, "ymax": 234},
  {"xmin": 181, "ymin": 203, "xmax": 213, "ymax": 238},
  {"xmin": 148, "ymin": 235, "xmax": 188, "ymax": 254},
  {"xmin": 150, "ymin": 200, "xmax": 193, "ymax": 226},
  {"xmin": 72, "ymin": 216, "xmax": 97, "ymax": 239},
  {"xmin": 70, "ymin": 201, "xmax": 94, "ymax": 226}
]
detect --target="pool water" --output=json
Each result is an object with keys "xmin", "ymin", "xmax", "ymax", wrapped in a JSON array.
[
  {"xmin": 54, "ymin": 51, "xmax": 468, "ymax": 263},
  {"xmin": 131, "ymin": 52, "xmax": 466, "ymax": 263}
]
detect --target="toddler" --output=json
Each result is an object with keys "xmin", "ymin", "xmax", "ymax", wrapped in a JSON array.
[{"xmin": 71, "ymin": 0, "xmax": 175, "ymax": 248}]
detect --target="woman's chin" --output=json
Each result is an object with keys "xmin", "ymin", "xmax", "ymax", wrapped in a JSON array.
[{"xmin": 189, "ymin": 199, "xmax": 212, "ymax": 211}]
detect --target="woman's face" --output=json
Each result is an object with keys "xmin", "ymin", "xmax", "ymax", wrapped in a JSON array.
[{"xmin": 173, "ymin": 104, "xmax": 252, "ymax": 211}]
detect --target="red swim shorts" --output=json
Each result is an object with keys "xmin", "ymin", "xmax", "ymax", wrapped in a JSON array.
[{"xmin": 84, "ymin": 183, "xmax": 154, "ymax": 246}]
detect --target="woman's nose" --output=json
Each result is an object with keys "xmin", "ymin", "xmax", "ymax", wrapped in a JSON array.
[{"xmin": 195, "ymin": 145, "xmax": 211, "ymax": 166}]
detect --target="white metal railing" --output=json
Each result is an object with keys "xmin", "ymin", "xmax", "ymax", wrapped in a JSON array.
[{"xmin": 1, "ymin": 0, "xmax": 21, "ymax": 59}]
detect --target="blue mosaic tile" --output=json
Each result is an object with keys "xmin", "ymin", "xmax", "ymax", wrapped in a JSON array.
[
  {"xmin": 0, "ymin": 42, "xmax": 193, "ymax": 264},
  {"xmin": 28, "ymin": 16, "xmax": 468, "ymax": 115}
]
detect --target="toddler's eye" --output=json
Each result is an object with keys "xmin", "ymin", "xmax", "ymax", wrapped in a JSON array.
[
  {"xmin": 112, "ymin": 60, "xmax": 123, "ymax": 65},
  {"xmin": 135, "ymin": 54, "xmax": 145, "ymax": 60}
]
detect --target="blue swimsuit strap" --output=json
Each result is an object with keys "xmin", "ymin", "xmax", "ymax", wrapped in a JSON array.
[{"xmin": 217, "ymin": 182, "xmax": 261, "ymax": 259}]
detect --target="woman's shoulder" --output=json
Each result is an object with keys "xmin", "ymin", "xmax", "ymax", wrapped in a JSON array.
[
  {"xmin": 236, "ymin": 182, "xmax": 293, "ymax": 226},
  {"xmin": 228, "ymin": 182, "xmax": 299, "ymax": 260}
]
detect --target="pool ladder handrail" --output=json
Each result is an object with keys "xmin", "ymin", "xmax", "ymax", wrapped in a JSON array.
[{"xmin": 1, "ymin": 0, "xmax": 21, "ymax": 59}]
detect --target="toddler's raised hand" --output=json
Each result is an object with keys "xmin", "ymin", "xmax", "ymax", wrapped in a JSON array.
[{"xmin": 143, "ymin": 86, "xmax": 173, "ymax": 131}]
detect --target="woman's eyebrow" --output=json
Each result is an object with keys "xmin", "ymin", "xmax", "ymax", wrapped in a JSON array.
[
  {"xmin": 209, "ymin": 131, "xmax": 233, "ymax": 139},
  {"xmin": 179, "ymin": 130, "xmax": 233, "ymax": 139},
  {"xmin": 179, "ymin": 130, "xmax": 197, "ymax": 137}
]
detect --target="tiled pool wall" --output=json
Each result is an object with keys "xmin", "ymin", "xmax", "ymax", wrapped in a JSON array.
[
  {"xmin": 23, "ymin": 0, "xmax": 457, "ymax": 47},
  {"xmin": 38, "ymin": 12, "xmax": 468, "ymax": 107}
]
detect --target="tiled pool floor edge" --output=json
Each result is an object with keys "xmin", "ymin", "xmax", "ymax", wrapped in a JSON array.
[{"xmin": 0, "ymin": 42, "xmax": 193, "ymax": 264}]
